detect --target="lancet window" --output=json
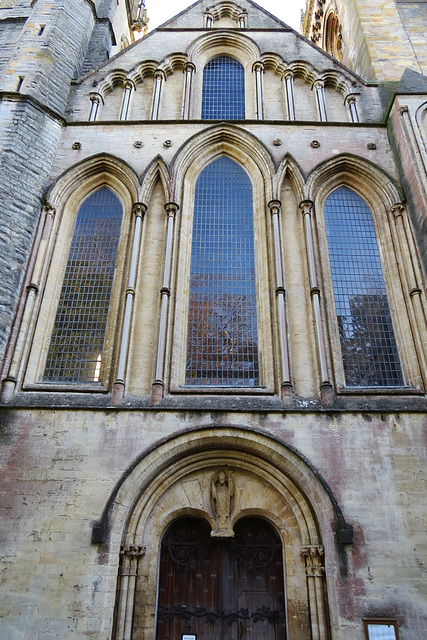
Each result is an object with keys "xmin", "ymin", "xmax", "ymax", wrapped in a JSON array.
[
  {"xmin": 43, "ymin": 188, "xmax": 123, "ymax": 383},
  {"xmin": 185, "ymin": 156, "xmax": 259, "ymax": 386},
  {"xmin": 201, "ymin": 56, "xmax": 245, "ymax": 119},
  {"xmin": 324, "ymin": 187, "xmax": 403, "ymax": 387}
]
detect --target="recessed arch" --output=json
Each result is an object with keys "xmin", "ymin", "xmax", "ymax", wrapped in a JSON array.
[
  {"xmin": 97, "ymin": 426, "xmax": 348, "ymax": 640},
  {"xmin": 140, "ymin": 155, "xmax": 171, "ymax": 204}
]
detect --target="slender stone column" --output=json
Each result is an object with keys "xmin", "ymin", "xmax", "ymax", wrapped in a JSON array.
[
  {"xmin": 300, "ymin": 201, "xmax": 331, "ymax": 398},
  {"xmin": 238, "ymin": 12, "xmax": 247, "ymax": 28},
  {"xmin": 391, "ymin": 203, "xmax": 427, "ymax": 381},
  {"xmin": 314, "ymin": 80, "xmax": 327, "ymax": 122},
  {"xmin": 183, "ymin": 62, "xmax": 196, "ymax": 120},
  {"xmin": 112, "ymin": 203, "xmax": 147, "ymax": 405},
  {"xmin": 120, "ymin": 81, "xmax": 134, "ymax": 121},
  {"xmin": 88, "ymin": 92, "xmax": 103, "ymax": 121},
  {"xmin": 152, "ymin": 202, "xmax": 179, "ymax": 403},
  {"xmin": 1, "ymin": 204, "xmax": 56, "ymax": 401},
  {"xmin": 151, "ymin": 70, "xmax": 165, "ymax": 120},
  {"xmin": 345, "ymin": 94, "xmax": 359, "ymax": 123},
  {"xmin": 283, "ymin": 71, "xmax": 295, "ymax": 121},
  {"xmin": 114, "ymin": 544, "xmax": 146, "ymax": 640},
  {"xmin": 300, "ymin": 545, "xmax": 329, "ymax": 640},
  {"xmin": 205, "ymin": 12, "xmax": 213, "ymax": 27},
  {"xmin": 253, "ymin": 62, "xmax": 265, "ymax": 120},
  {"xmin": 268, "ymin": 201, "xmax": 292, "ymax": 397}
]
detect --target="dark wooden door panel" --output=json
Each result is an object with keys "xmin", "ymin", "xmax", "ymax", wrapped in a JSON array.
[{"xmin": 155, "ymin": 517, "xmax": 286, "ymax": 640}]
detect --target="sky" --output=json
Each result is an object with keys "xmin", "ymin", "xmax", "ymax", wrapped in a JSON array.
[{"xmin": 146, "ymin": 0, "xmax": 307, "ymax": 33}]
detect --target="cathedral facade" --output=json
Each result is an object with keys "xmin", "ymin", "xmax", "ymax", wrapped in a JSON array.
[{"xmin": 0, "ymin": 0, "xmax": 426, "ymax": 638}]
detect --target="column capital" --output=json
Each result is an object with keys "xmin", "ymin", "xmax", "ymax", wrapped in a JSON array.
[
  {"xmin": 120, "ymin": 543, "xmax": 146, "ymax": 558},
  {"xmin": 165, "ymin": 202, "xmax": 179, "ymax": 217},
  {"xmin": 299, "ymin": 199, "xmax": 314, "ymax": 215},
  {"xmin": 154, "ymin": 68, "xmax": 166, "ymax": 81},
  {"xmin": 313, "ymin": 78, "xmax": 324, "ymax": 90},
  {"xmin": 391, "ymin": 202, "xmax": 406, "ymax": 218},
  {"xmin": 124, "ymin": 79, "xmax": 135, "ymax": 91},
  {"xmin": 252, "ymin": 61, "xmax": 265, "ymax": 73},
  {"xmin": 399, "ymin": 105, "xmax": 409, "ymax": 116},
  {"xmin": 132, "ymin": 202, "xmax": 147, "ymax": 218},
  {"xmin": 42, "ymin": 202, "xmax": 56, "ymax": 218},
  {"xmin": 344, "ymin": 92, "xmax": 359, "ymax": 105},
  {"xmin": 268, "ymin": 199, "xmax": 282, "ymax": 215},
  {"xmin": 283, "ymin": 69, "xmax": 294, "ymax": 80},
  {"xmin": 89, "ymin": 91, "xmax": 104, "ymax": 105},
  {"xmin": 300, "ymin": 544, "xmax": 325, "ymax": 561},
  {"xmin": 184, "ymin": 62, "xmax": 196, "ymax": 74}
]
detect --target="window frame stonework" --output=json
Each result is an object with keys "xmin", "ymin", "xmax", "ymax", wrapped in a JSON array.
[
  {"xmin": 313, "ymin": 175, "xmax": 424, "ymax": 393},
  {"xmin": 22, "ymin": 174, "xmax": 135, "ymax": 393},
  {"xmin": 168, "ymin": 140, "xmax": 276, "ymax": 395}
]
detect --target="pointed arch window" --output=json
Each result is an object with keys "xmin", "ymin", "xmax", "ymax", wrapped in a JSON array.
[
  {"xmin": 324, "ymin": 187, "xmax": 403, "ymax": 387},
  {"xmin": 201, "ymin": 56, "xmax": 245, "ymax": 119},
  {"xmin": 185, "ymin": 156, "xmax": 259, "ymax": 386},
  {"xmin": 43, "ymin": 188, "xmax": 123, "ymax": 383}
]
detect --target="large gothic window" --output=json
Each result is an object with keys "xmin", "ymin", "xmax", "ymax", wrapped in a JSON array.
[
  {"xmin": 185, "ymin": 156, "xmax": 259, "ymax": 386},
  {"xmin": 43, "ymin": 188, "xmax": 123, "ymax": 383},
  {"xmin": 201, "ymin": 56, "xmax": 245, "ymax": 119},
  {"xmin": 324, "ymin": 187, "xmax": 403, "ymax": 387},
  {"xmin": 156, "ymin": 516, "xmax": 286, "ymax": 640}
]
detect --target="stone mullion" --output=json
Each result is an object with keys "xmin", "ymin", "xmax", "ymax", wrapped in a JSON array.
[
  {"xmin": 89, "ymin": 92, "xmax": 103, "ymax": 121},
  {"xmin": 152, "ymin": 202, "xmax": 179, "ymax": 403},
  {"xmin": 120, "ymin": 81, "xmax": 134, "ymax": 121},
  {"xmin": 113, "ymin": 202, "xmax": 147, "ymax": 404},
  {"xmin": 283, "ymin": 71, "xmax": 295, "ymax": 121},
  {"xmin": 151, "ymin": 70, "xmax": 165, "ymax": 120},
  {"xmin": 183, "ymin": 62, "xmax": 195, "ymax": 120},
  {"xmin": 391, "ymin": 203, "xmax": 427, "ymax": 382},
  {"xmin": 301, "ymin": 545, "xmax": 329, "ymax": 640},
  {"xmin": 1, "ymin": 203, "xmax": 56, "ymax": 401},
  {"xmin": 300, "ymin": 200, "xmax": 330, "ymax": 391},
  {"xmin": 253, "ymin": 62, "xmax": 265, "ymax": 120},
  {"xmin": 268, "ymin": 200, "xmax": 292, "ymax": 395},
  {"xmin": 115, "ymin": 544, "xmax": 146, "ymax": 640},
  {"xmin": 314, "ymin": 80, "xmax": 327, "ymax": 122}
]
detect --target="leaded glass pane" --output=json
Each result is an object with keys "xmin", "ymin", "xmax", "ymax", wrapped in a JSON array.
[
  {"xmin": 186, "ymin": 156, "xmax": 259, "ymax": 386},
  {"xmin": 201, "ymin": 56, "xmax": 245, "ymax": 119},
  {"xmin": 324, "ymin": 187, "xmax": 403, "ymax": 387},
  {"xmin": 43, "ymin": 188, "xmax": 123, "ymax": 383}
]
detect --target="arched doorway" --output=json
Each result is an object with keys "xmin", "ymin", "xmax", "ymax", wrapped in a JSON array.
[{"xmin": 156, "ymin": 516, "xmax": 286, "ymax": 640}]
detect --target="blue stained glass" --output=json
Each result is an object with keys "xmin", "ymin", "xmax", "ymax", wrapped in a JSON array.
[
  {"xmin": 202, "ymin": 56, "xmax": 245, "ymax": 119},
  {"xmin": 186, "ymin": 156, "xmax": 259, "ymax": 386},
  {"xmin": 44, "ymin": 188, "xmax": 123, "ymax": 383},
  {"xmin": 324, "ymin": 187, "xmax": 403, "ymax": 387}
]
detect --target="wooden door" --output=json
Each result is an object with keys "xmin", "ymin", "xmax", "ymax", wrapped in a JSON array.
[{"xmin": 155, "ymin": 516, "xmax": 286, "ymax": 640}]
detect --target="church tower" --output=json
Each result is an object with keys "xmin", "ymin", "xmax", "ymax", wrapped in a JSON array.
[{"xmin": 303, "ymin": 0, "xmax": 427, "ymax": 82}]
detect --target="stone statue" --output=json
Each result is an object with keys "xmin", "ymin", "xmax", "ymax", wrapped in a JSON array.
[{"xmin": 210, "ymin": 468, "xmax": 234, "ymax": 536}]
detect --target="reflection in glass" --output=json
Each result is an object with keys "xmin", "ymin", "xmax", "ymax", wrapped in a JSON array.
[
  {"xmin": 202, "ymin": 56, "xmax": 245, "ymax": 119},
  {"xmin": 367, "ymin": 623, "xmax": 397, "ymax": 640},
  {"xmin": 324, "ymin": 187, "xmax": 403, "ymax": 387},
  {"xmin": 44, "ymin": 188, "xmax": 123, "ymax": 383},
  {"xmin": 186, "ymin": 156, "xmax": 259, "ymax": 386}
]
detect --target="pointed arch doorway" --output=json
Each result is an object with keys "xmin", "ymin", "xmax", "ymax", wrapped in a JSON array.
[{"xmin": 156, "ymin": 516, "xmax": 286, "ymax": 640}]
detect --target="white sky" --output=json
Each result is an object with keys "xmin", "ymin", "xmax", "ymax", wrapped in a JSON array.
[{"xmin": 146, "ymin": 0, "xmax": 306, "ymax": 33}]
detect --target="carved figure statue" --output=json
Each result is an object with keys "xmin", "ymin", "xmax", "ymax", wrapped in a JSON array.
[{"xmin": 210, "ymin": 468, "xmax": 234, "ymax": 536}]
